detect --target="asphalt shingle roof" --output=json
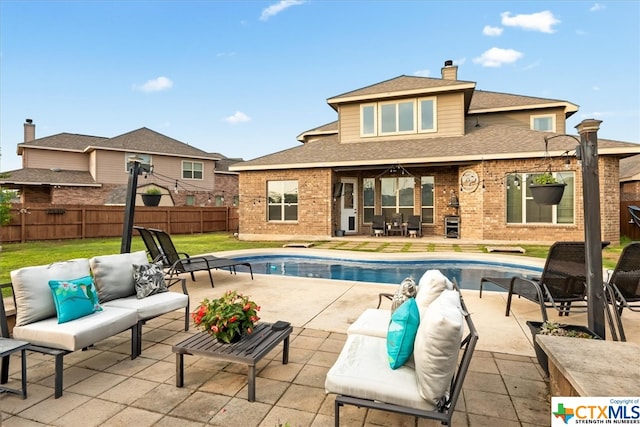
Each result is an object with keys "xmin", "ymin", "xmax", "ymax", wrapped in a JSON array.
[
  {"xmin": 233, "ymin": 121, "xmax": 639, "ymax": 171},
  {"xmin": 0, "ymin": 168, "xmax": 99, "ymax": 186}
]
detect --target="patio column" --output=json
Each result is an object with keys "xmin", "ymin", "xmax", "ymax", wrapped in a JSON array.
[{"xmin": 576, "ymin": 119, "xmax": 604, "ymax": 338}]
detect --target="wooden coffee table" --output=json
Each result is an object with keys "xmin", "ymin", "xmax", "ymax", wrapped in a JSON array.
[{"xmin": 172, "ymin": 321, "xmax": 292, "ymax": 401}]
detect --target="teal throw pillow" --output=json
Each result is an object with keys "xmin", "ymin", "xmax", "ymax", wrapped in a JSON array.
[
  {"xmin": 49, "ymin": 276, "xmax": 102, "ymax": 324},
  {"xmin": 386, "ymin": 298, "xmax": 420, "ymax": 369}
]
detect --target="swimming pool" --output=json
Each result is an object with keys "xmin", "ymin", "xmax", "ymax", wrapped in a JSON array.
[{"xmin": 231, "ymin": 254, "xmax": 542, "ymax": 291}]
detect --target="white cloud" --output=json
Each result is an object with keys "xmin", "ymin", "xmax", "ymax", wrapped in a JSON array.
[
  {"xmin": 590, "ymin": 3, "xmax": 605, "ymax": 12},
  {"xmin": 483, "ymin": 25, "xmax": 503, "ymax": 36},
  {"xmin": 224, "ymin": 111, "xmax": 251, "ymax": 124},
  {"xmin": 260, "ymin": 0, "xmax": 305, "ymax": 21},
  {"xmin": 501, "ymin": 10, "xmax": 560, "ymax": 33},
  {"xmin": 414, "ymin": 69, "xmax": 430, "ymax": 77},
  {"xmin": 592, "ymin": 85, "xmax": 600, "ymax": 91},
  {"xmin": 473, "ymin": 47, "xmax": 523, "ymax": 67},
  {"xmin": 216, "ymin": 52, "xmax": 237, "ymax": 57},
  {"xmin": 133, "ymin": 76, "xmax": 173, "ymax": 93}
]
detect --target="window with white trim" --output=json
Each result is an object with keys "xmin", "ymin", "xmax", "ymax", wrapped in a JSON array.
[
  {"xmin": 363, "ymin": 178, "xmax": 375, "ymax": 223},
  {"xmin": 420, "ymin": 176, "xmax": 435, "ymax": 224},
  {"xmin": 267, "ymin": 180, "xmax": 298, "ymax": 221},
  {"xmin": 361, "ymin": 97, "xmax": 436, "ymax": 136},
  {"xmin": 531, "ymin": 114, "xmax": 555, "ymax": 132},
  {"xmin": 418, "ymin": 98, "xmax": 436, "ymax": 132},
  {"xmin": 182, "ymin": 161, "xmax": 203, "ymax": 180},
  {"xmin": 125, "ymin": 153, "xmax": 151, "ymax": 172},
  {"xmin": 361, "ymin": 104, "xmax": 376, "ymax": 136},
  {"xmin": 381, "ymin": 177, "xmax": 414, "ymax": 222},
  {"xmin": 506, "ymin": 172, "xmax": 574, "ymax": 224}
]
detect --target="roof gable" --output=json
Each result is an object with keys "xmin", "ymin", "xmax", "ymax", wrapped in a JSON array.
[{"xmin": 327, "ymin": 75, "xmax": 476, "ymax": 106}]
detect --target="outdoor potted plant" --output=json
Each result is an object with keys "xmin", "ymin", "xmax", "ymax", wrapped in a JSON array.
[
  {"xmin": 192, "ymin": 290, "xmax": 260, "ymax": 343},
  {"xmin": 526, "ymin": 320, "xmax": 600, "ymax": 375},
  {"xmin": 529, "ymin": 173, "xmax": 566, "ymax": 205},
  {"xmin": 141, "ymin": 186, "xmax": 162, "ymax": 206}
]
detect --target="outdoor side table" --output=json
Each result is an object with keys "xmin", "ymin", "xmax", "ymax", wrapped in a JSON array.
[
  {"xmin": 172, "ymin": 321, "xmax": 292, "ymax": 402},
  {"xmin": 0, "ymin": 337, "xmax": 29, "ymax": 399}
]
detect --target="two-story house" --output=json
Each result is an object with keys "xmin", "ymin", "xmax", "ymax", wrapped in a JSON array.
[
  {"xmin": 0, "ymin": 123, "xmax": 240, "ymax": 207},
  {"xmin": 231, "ymin": 60, "xmax": 640, "ymax": 243}
]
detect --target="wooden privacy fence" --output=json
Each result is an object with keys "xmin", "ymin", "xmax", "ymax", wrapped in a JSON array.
[
  {"xmin": 0, "ymin": 204, "xmax": 239, "ymax": 243},
  {"xmin": 621, "ymin": 201, "xmax": 640, "ymax": 240}
]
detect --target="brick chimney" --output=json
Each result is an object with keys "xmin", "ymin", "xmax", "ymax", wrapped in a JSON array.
[
  {"xmin": 24, "ymin": 118, "xmax": 35, "ymax": 142},
  {"xmin": 441, "ymin": 60, "xmax": 458, "ymax": 80}
]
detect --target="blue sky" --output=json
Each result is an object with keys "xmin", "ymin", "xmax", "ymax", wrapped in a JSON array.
[{"xmin": 1, "ymin": 1, "xmax": 638, "ymax": 172}]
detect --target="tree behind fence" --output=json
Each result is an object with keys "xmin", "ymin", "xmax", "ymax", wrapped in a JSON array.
[{"xmin": 0, "ymin": 204, "xmax": 239, "ymax": 243}]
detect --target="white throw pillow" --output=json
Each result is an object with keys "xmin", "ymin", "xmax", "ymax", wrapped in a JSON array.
[
  {"xmin": 413, "ymin": 289, "xmax": 463, "ymax": 405},
  {"xmin": 90, "ymin": 251, "xmax": 148, "ymax": 303},
  {"xmin": 11, "ymin": 258, "xmax": 91, "ymax": 326},
  {"xmin": 415, "ymin": 269, "xmax": 453, "ymax": 318}
]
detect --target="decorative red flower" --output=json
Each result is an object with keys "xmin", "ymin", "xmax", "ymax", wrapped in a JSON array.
[{"xmin": 191, "ymin": 290, "xmax": 260, "ymax": 344}]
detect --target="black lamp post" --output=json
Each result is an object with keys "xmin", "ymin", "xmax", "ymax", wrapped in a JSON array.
[
  {"xmin": 544, "ymin": 119, "xmax": 604, "ymax": 337},
  {"xmin": 120, "ymin": 157, "xmax": 143, "ymax": 253}
]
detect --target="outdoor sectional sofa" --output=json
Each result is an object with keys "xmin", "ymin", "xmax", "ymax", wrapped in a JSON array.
[
  {"xmin": 3, "ymin": 250, "xmax": 189, "ymax": 398},
  {"xmin": 325, "ymin": 270, "xmax": 478, "ymax": 426}
]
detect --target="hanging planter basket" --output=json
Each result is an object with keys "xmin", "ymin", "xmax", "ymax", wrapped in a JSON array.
[
  {"xmin": 529, "ymin": 183, "xmax": 566, "ymax": 205},
  {"xmin": 142, "ymin": 194, "xmax": 162, "ymax": 207}
]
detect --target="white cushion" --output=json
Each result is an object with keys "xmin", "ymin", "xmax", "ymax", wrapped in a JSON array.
[
  {"xmin": 12, "ymin": 306, "xmax": 138, "ymax": 351},
  {"xmin": 10, "ymin": 259, "xmax": 91, "ymax": 326},
  {"xmin": 347, "ymin": 308, "xmax": 390, "ymax": 338},
  {"xmin": 413, "ymin": 289, "xmax": 463, "ymax": 405},
  {"xmin": 103, "ymin": 291, "xmax": 188, "ymax": 321},
  {"xmin": 415, "ymin": 269, "xmax": 453, "ymax": 318},
  {"xmin": 325, "ymin": 334, "xmax": 435, "ymax": 411},
  {"xmin": 90, "ymin": 251, "xmax": 148, "ymax": 303}
]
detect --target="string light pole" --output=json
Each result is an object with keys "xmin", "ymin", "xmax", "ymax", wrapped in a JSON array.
[{"xmin": 121, "ymin": 156, "xmax": 143, "ymax": 253}]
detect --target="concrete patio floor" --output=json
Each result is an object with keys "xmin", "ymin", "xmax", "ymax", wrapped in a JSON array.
[{"xmin": 2, "ymin": 246, "xmax": 639, "ymax": 426}]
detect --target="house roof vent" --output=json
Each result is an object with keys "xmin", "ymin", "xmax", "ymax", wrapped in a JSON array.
[{"xmin": 444, "ymin": 60, "xmax": 453, "ymax": 67}]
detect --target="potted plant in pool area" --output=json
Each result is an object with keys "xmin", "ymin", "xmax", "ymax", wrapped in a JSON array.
[
  {"xmin": 529, "ymin": 173, "xmax": 566, "ymax": 205},
  {"xmin": 192, "ymin": 290, "xmax": 261, "ymax": 343},
  {"xmin": 526, "ymin": 320, "xmax": 600, "ymax": 375},
  {"xmin": 141, "ymin": 187, "xmax": 162, "ymax": 206}
]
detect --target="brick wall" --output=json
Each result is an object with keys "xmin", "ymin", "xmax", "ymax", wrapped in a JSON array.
[
  {"xmin": 238, "ymin": 156, "xmax": 621, "ymax": 243},
  {"xmin": 238, "ymin": 168, "xmax": 333, "ymax": 239}
]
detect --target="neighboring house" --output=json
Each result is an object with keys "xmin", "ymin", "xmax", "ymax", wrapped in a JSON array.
[
  {"xmin": 620, "ymin": 154, "xmax": 640, "ymax": 202},
  {"xmin": 210, "ymin": 152, "xmax": 242, "ymax": 207},
  {"xmin": 231, "ymin": 60, "xmax": 640, "ymax": 243},
  {"xmin": 0, "ymin": 122, "xmax": 238, "ymax": 207}
]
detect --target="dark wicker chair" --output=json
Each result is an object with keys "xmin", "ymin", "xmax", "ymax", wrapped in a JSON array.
[{"xmin": 371, "ymin": 215, "xmax": 386, "ymax": 236}]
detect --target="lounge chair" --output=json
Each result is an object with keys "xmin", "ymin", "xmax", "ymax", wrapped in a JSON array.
[
  {"xmin": 606, "ymin": 241, "xmax": 640, "ymax": 316},
  {"xmin": 150, "ymin": 228, "xmax": 253, "ymax": 287},
  {"xmin": 479, "ymin": 241, "xmax": 610, "ymax": 321},
  {"xmin": 406, "ymin": 215, "xmax": 422, "ymax": 237},
  {"xmin": 133, "ymin": 226, "xmax": 167, "ymax": 265},
  {"xmin": 629, "ymin": 205, "xmax": 640, "ymax": 229},
  {"xmin": 371, "ymin": 215, "xmax": 386, "ymax": 236}
]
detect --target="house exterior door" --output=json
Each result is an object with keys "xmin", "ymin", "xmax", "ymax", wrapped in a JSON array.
[{"xmin": 340, "ymin": 178, "xmax": 358, "ymax": 234}]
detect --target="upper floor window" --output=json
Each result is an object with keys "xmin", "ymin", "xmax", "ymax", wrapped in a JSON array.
[
  {"xmin": 125, "ymin": 153, "xmax": 151, "ymax": 172},
  {"xmin": 267, "ymin": 180, "xmax": 298, "ymax": 222},
  {"xmin": 361, "ymin": 97, "xmax": 436, "ymax": 137},
  {"xmin": 182, "ymin": 161, "xmax": 203, "ymax": 180},
  {"xmin": 531, "ymin": 114, "xmax": 555, "ymax": 132}
]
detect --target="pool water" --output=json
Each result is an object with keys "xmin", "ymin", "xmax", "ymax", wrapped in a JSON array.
[{"xmin": 232, "ymin": 255, "xmax": 541, "ymax": 291}]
